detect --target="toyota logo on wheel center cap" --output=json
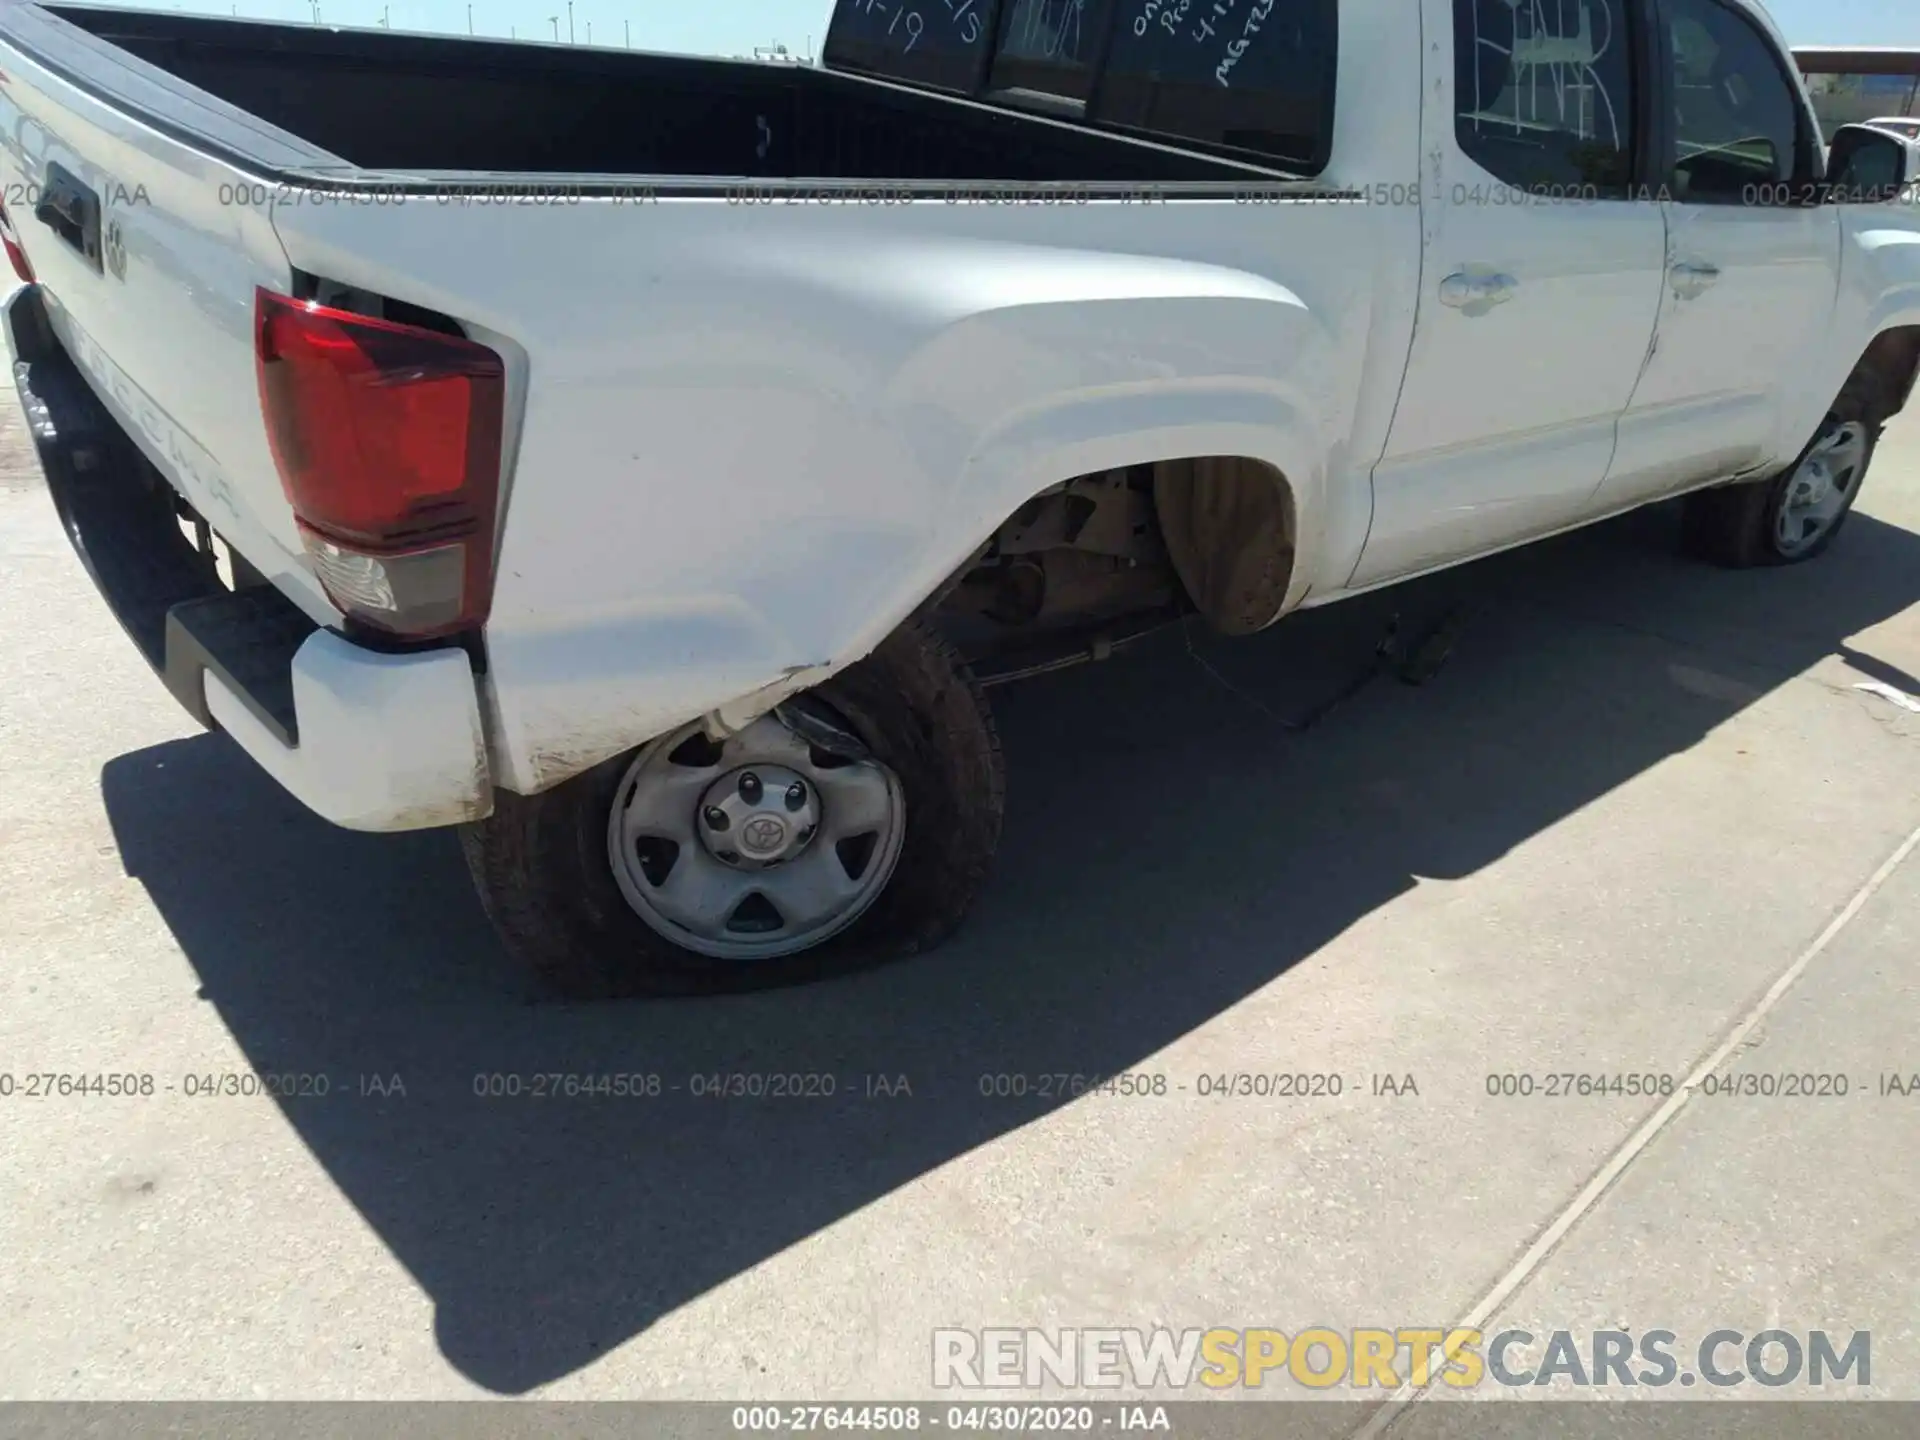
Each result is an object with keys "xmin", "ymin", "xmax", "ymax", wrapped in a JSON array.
[{"xmin": 739, "ymin": 815, "xmax": 788, "ymax": 856}]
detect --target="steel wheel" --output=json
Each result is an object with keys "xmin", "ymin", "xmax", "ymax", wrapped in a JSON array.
[
  {"xmin": 606, "ymin": 712, "xmax": 907, "ymax": 961},
  {"xmin": 1775, "ymin": 420, "xmax": 1869, "ymax": 557}
]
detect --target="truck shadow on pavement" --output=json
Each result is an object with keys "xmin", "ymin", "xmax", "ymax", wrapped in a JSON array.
[{"xmin": 101, "ymin": 503, "xmax": 1920, "ymax": 1394}]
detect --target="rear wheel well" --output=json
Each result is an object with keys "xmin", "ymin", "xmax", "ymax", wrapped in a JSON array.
[{"xmin": 931, "ymin": 455, "xmax": 1297, "ymax": 662}]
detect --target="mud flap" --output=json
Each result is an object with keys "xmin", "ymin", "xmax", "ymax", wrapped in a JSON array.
[{"xmin": 1153, "ymin": 457, "xmax": 1294, "ymax": 636}]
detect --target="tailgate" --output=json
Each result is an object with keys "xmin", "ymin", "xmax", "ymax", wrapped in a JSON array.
[{"xmin": 0, "ymin": 0, "xmax": 342, "ymax": 619}]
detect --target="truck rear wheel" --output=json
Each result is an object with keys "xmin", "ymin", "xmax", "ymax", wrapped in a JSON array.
[
  {"xmin": 1680, "ymin": 369, "xmax": 1887, "ymax": 568},
  {"xmin": 460, "ymin": 621, "xmax": 1004, "ymax": 998}
]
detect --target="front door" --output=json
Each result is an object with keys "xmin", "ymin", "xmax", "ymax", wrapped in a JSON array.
[{"xmin": 1597, "ymin": 0, "xmax": 1841, "ymax": 511}]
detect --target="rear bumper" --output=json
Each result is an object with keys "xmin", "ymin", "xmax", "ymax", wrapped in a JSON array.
[
  {"xmin": 199, "ymin": 626, "xmax": 493, "ymax": 832},
  {"xmin": 8, "ymin": 284, "xmax": 493, "ymax": 831}
]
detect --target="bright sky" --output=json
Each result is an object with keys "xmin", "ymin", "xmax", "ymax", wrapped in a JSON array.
[{"xmin": 80, "ymin": 0, "xmax": 1920, "ymax": 55}]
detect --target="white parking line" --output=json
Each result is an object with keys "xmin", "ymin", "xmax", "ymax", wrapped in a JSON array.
[{"xmin": 1349, "ymin": 815, "xmax": 1920, "ymax": 1436}]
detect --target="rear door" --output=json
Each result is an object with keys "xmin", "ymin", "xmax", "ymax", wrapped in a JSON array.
[
  {"xmin": 0, "ymin": 3, "xmax": 340, "ymax": 616},
  {"xmin": 1597, "ymin": 0, "xmax": 1841, "ymax": 510},
  {"xmin": 1354, "ymin": 0, "xmax": 1668, "ymax": 588}
]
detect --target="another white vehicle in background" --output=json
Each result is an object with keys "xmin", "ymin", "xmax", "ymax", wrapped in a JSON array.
[{"xmin": 2, "ymin": 0, "xmax": 1919, "ymax": 998}]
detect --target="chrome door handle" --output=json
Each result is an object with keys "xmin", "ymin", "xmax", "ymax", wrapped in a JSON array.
[
  {"xmin": 1669, "ymin": 262, "xmax": 1721, "ymax": 299},
  {"xmin": 1438, "ymin": 271, "xmax": 1518, "ymax": 314}
]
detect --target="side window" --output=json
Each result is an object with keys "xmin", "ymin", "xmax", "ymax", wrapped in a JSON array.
[
  {"xmin": 1666, "ymin": 0, "xmax": 1804, "ymax": 200},
  {"xmin": 1453, "ymin": 0, "xmax": 1636, "ymax": 194}
]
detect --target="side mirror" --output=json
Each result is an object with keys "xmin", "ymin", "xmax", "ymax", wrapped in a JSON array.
[{"xmin": 1826, "ymin": 124, "xmax": 1916, "ymax": 204}]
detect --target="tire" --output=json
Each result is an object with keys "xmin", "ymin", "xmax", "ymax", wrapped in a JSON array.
[
  {"xmin": 1681, "ymin": 367, "xmax": 1888, "ymax": 568},
  {"xmin": 460, "ymin": 620, "xmax": 1004, "ymax": 999}
]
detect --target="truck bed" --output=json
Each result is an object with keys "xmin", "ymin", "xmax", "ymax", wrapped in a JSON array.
[
  {"xmin": 0, "ymin": 0, "xmax": 1383, "ymax": 830},
  {"xmin": 46, "ymin": 5, "xmax": 1273, "ymax": 184}
]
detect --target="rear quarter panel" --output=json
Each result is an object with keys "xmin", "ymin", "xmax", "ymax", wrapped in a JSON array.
[{"xmin": 272, "ymin": 192, "xmax": 1417, "ymax": 793}]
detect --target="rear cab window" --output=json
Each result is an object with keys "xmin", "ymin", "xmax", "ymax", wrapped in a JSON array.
[
  {"xmin": 990, "ymin": 0, "xmax": 1115, "ymax": 104},
  {"xmin": 1099, "ymin": 0, "xmax": 1339, "ymax": 171},
  {"xmin": 823, "ymin": 0, "xmax": 1340, "ymax": 175}
]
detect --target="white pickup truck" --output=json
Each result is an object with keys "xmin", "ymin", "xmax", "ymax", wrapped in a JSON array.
[{"xmin": 4, "ymin": 0, "xmax": 1919, "ymax": 997}]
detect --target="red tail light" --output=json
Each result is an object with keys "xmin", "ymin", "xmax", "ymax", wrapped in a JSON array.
[
  {"xmin": 0, "ymin": 198, "xmax": 35, "ymax": 282},
  {"xmin": 254, "ymin": 288, "xmax": 504, "ymax": 638}
]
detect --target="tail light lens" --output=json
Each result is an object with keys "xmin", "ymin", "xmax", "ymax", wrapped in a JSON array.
[
  {"xmin": 0, "ymin": 198, "xmax": 35, "ymax": 282},
  {"xmin": 254, "ymin": 288, "xmax": 505, "ymax": 638}
]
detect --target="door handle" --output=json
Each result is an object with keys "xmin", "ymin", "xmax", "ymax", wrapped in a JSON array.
[
  {"xmin": 33, "ymin": 162, "xmax": 102, "ymax": 273},
  {"xmin": 1438, "ymin": 271, "xmax": 1518, "ymax": 314},
  {"xmin": 1669, "ymin": 261, "xmax": 1721, "ymax": 300}
]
